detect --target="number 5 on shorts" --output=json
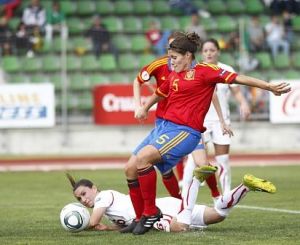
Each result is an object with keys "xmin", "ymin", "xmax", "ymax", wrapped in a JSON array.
[{"xmin": 156, "ymin": 134, "xmax": 170, "ymax": 144}]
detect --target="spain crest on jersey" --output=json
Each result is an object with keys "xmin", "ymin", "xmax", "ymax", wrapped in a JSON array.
[{"xmin": 185, "ymin": 69, "xmax": 195, "ymax": 80}]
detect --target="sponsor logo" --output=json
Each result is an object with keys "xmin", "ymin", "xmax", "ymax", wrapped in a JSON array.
[
  {"xmin": 0, "ymin": 106, "xmax": 47, "ymax": 119},
  {"xmin": 282, "ymin": 86, "xmax": 300, "ymax": 116},
  {"xmin": 141, "ymin": 71, "xmax": 150, "ymax": 81},
  {"xmin": 184, "ymin": 69, "xmax": 195, "ymax": 80}
]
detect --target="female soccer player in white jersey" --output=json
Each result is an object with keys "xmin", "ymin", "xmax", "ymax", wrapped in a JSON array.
[
  {"xmin": 66, "ymin": 173, "xmax": 276, "ymax": 233},
  {"xmin": 183, "ymin": 38, "xmax": 251, "ymax": 196}
]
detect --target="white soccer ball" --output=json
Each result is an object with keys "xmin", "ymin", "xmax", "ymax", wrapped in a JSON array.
[{"xmin": 60, "ymin": 202, "xmax": 90, "ymax": 232}]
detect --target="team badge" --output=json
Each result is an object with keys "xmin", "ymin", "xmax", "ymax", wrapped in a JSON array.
[
  {"xmin": 141, "ymin": 71, "xmax": 150, "ymax": 81},
  {"xmin": 185, "ymin": 69, "xmax": 195, "ymax": 80}
]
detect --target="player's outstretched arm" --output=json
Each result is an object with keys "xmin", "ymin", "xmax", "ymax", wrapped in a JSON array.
[
  {"xmin": 234, "ymin": 75, "xmax": 291, "ymax": 96},
  {"xmin": 135, "ymin": 93, "xmax": 163, "ymax": 121}
]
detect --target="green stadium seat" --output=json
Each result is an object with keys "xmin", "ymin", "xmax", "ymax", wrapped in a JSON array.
[
  {"xmin": 66, "ymin": 17, "xmax": 86, "ymax": 35},
  {"xmin": 102, "ymin": 17, "xmax": 123, "ymax": 32},
  {"xmin": 21, "ymin": 57, "xmax": 42, "ymax": 73},
  {"xmin": 119, "ymin": 54, "xmax": 138, "ymax": 71},
  {"xmin": 60, "ymin": 1, "xmax": 77, "ymax": 16},
  {"xmin": 29, "ymin": 74, "xmax": 50, "ymax": 83},
  {"xmin": 245, "ymin": 0, "xmax": 264, "ymax": 14},
  {"xmin": 152, "ymin": 1, "xmax": 171, "ymax": 15},
  {"xmin": 292, "ymin": 16, "xmax": 300, "ymax": 32},
  {"xmin": 112, "ymin": 34, "xmax": 132, "ymax": 52},
  {"xmin": 202, "ymin": 17, "xmax": 217, "ymax": 32},
  {"xmin": 49, "ymin": 74, "xmax": 63, "ymax": 91},
  {"xmin": 227, "ymin": 0, "xmax": 245, "ymax": 14},
  {"xmin": 77, "ymin": 92, "xmax": 93, "ymax": 111},
  {"xmin": 114, "ymin": 1, "xmax": 133, "ymax": 15},
  {"xmin": 68, "ymin": 74, "xmax": 90, "ymax": 90},
  {"xmin": 138, "ymin": 54, "xmax": 157, "ymax": 67},
  {"xmin": 207, "ymin": 0, "xmax": 227, "ymax": 15},
  {"xmin": 42, "ymin": 55, "xmax": 61, "ymax": 72},
  {"xmin": 292, "ymin": 52, "xmax": 300, "ymax": 68},
  {"xmin": 95, "ymin": 1, "xmax": 115, "ymax": 15},
  {"xmin": 8, "ymin": 17, "xmax": 20, "ymax": 30},
  {"xmin": 247, "ymin": 71, "xmax": 267, "ymax": 81},
  {"xmin": 89, "ymin": 74, "xmax": 110, "ymax": 86},
  {"xmin": 2, "ymin": 56, "xmax": 21, "ymax": 73},
  {"xmin": 67, "ymin": 55, "xmax": 81, "ymax": 71},
  {"xmin": 123, "ymin": 16, "xmax": 142, "ymax": 33},
  {"xmin": 285, "ymin": 69, "xmax": 299, "ymax": 79},
  {"xmin": 179, "ymin": 16, "xmax": 191, "ymax": 30},
  {"xmin": 8, "ymin": 74, "xmax": 30, "ymax": 83},
  {"xmin": 161, "ymin": 16, "xmax": 180, "ymax": 31},
  {"xmin": 77, "ymin": 1, "xmax": 95, "ymax": 16},
  {"xmin": 219, "ymin": 53, "xmax": 236, "ymax": 67},
  {"xmin": 131, "ymin": 35, "xmax": 150, "ymax": 53},
  {"xmin": 132, "ymin": 1, "xmax": 152, "ymax": 15},
  {"xmin": 109, "ymin": 73, "xmax": 130, "ymax": 83},
  {"xmin": 72, "ymin": 37, "xmax": 92, "ymax": 52},
  {"xmin": 81, "ymin": 55, "xmax": 101, "ymax": 72},
  {"xmin": 273, "ymin": 54, "xmax": 290, "ymax": 69},
  {"xmin": 99, "ymin": 54, "xmax": 117, "ymax": 72},
  {"xmin": 255, "ymin": 52, "xmax": 272, "ymax": 70},
  {"xmin": 216, "ymin": 15, "xmax": 237, "ymax": 32}
]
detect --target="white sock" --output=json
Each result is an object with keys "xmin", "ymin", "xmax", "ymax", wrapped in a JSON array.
[
  {"xmin": 214, "ymin": 184, "xmax": 249, "ymax": 217},
  {"xmin": 177, "ymin": 176, "xmax": 201, "ymax": 224},
  {"xmin": 215, "ymin": 154, "xmax": 230, "ymax": 195},
  {"xmin": 182, "ymin": 154, "xmax": 196, "ymax": 188}
]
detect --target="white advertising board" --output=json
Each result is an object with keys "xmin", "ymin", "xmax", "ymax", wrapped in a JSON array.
[{"xmin": 0, "ymin": 83, "xmax": 55, "ymax": 128}]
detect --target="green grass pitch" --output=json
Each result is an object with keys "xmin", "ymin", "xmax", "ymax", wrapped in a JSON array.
[{"xmin": 0, "ymin": 165, "xmax": 299, "ymax": 245}]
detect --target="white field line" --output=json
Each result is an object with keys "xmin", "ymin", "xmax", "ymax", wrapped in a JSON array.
[{"xmin": 235, "ymin": 204, "xmax": 300, "ymax": 214}]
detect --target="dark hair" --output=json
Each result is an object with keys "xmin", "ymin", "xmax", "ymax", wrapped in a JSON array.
[
  {"xmin": 168, "ymin": 32, "xmax": 201, "ymax": 58},
  {"xmin": 66, "ymin": 173, "xmax": 94, "ymax": 192},
  {"xmin": 168, "ymin": 31, "xmax": 186, "ymax": 42},
  {"xmin": 201, "ymin": 38, "xmax": 220, "ymax": 50}
]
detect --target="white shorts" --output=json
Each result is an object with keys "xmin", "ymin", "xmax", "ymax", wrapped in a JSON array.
[{"xmin": 203, "ymin": 120, "xmax": 231, "ymax": 145}]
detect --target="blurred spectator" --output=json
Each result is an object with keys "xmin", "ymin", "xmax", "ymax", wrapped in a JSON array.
[
  {"xmin": 247, "ymin": 15, "xmax": 266, "ymax": 52},
  {"xmin": 269, "ymin": 0, "xmax": 300, "ymax": 15},
  {"xmin": 169, "ymin": 0, "xmax": 210, "ymax": 18},
  {"xmin": 282, "ymin": 10, "xmax": 293, "ymax": 45},
  {"xmin": 85, "ymin": 15, "xmax": 118, "ymax": 62},
  {"xmin": 0, "ymin": 16, "xmax": 13, "ymax": 55},
  {"xmin": 0, "ymin": 0, "xmax": 21, "ymax": 20},
  {"xmin": 265, "ymin": 15, "xmax": 290, "ymax": 58},
  {"xmin": 145, "ymin": 20, "xmax": 172, "ymax": 56},
  {"xmin": 14, "ymin": 22, "xmax": 34, "ymax": 57},
  {"xmin": 22, "ymin": 0, "xmax": 46, "ymax": 33},
  {"xmin": 185, "ymin": 13, "xmax": 207, "ymax": 42},
  {"xmin": 45, "ymin": 1, "xmax": 65, "ymax": 42},
  {"xmin": 226, "ymin": 31, "xmax": 240, "ymax": 51}
]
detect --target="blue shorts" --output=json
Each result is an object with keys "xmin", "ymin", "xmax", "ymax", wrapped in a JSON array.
[
  {"xmin": 193, "ymin": 137, "xmax": 205, "ymax": 150},
  {"xmin": 133, "ymin": 120, "xmax": 201, "ymax": 174}
]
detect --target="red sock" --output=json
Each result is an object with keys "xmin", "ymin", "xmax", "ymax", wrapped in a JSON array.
[
  {"xmin": 206, "ymin": 174, "xmax": 221, "ymax": 198},
  {"xmin": 162, "ymin": 170, "xmax": 181, "ymax": 199},
  {"xmin": 127, "ymin": 179, "xmax": 144, "ymax": 220},
  {"xmin": 138, "ymin": 166, "xmax": 157, "ymax": 216},
  {"xmin": 176, "ymin": 158, "xmax": 184, "ymax": 181}
]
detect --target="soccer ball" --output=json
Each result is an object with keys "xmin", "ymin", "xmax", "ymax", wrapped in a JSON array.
[{"xmin": 60, "ymin": 203, "xmax": 90, "ymax": 232}]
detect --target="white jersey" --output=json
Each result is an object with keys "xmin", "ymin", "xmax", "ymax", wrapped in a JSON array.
[
  {"xmin": 94, "ymin": 190, "xmax": 206, "ymax": 228},
  {"xmin": 204, "ymin": 62, "xmax": 238, "ymax": 122},
  {"xmin": 94, "ymin": 190, "xmax": 136, "ymax": 227}
]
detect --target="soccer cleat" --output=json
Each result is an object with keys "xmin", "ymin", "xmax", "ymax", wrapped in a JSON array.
[
  {"xmin": 132, "ymin": 208, "xmax": 162, "ymax": 235},
  {"xmin": 193, "ymin": 165, "xmax": 218, "ymax": 183},
  {"xmin": 243, "ymin": 174, "xmax": 276, "ymax": 194},
  {"xmin": 119, "ymin": 220, "xmax": 138, "ymax": 233}
]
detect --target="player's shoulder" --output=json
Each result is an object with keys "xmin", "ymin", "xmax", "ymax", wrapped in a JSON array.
[
  {"xmin": 217, "ymin": 62, "xmax": 235, "ymax": 72},
  {"xmin": 195, "ymin": 62, "xmax": 221, "ymax": 71},
  {"xmin": 148, "ymin": 55, "xmax": 169, "ymax": 68}
]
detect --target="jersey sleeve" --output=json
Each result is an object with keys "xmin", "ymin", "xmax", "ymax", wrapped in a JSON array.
[
  {"xmin": 201, "ymin": 63, "xmax": 238, "ymax": 85},
  {"xmin": 136, "ymin": 56, "xmax": 168, "ymax": 84},
  {"xmin": 93, "ymin": 191, "xmax": 114, "ymax": 209},
  {"xmin": 156, "ymin": 78, "xmax": 169, "ymax": 98}
]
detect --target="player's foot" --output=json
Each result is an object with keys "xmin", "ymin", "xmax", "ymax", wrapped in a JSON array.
[
  {"xmin": 132, "ymin": 208, "xmax": 162, "ymax": 235},
  {"xmin": 243, "ymin": 174, "xmax": 276, "ymax": 194},
  {"xmin": 212, "ymin": 195, "xmax": 220, "ymax": 206},
  {"xmin": 193, "ymin": 165, "xmax": 218, "ymax": 183},
  {"xmin": 119, "ymin": 220, "xmax": 138, "ymax": 233}
]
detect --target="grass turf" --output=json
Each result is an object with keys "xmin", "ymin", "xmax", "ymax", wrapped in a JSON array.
[{"xmin": 0, "ymin": 165, "xmax": 299, "ymax": 245}]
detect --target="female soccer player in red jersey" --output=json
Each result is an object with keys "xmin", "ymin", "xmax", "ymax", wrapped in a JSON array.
[{"xmin": 124, "ymin": 32, "xmax": 290, "ymax": 235}]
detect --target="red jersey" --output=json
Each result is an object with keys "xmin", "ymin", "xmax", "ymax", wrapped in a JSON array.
[
  {"xmin": 136, "ymin": 56, "xmax": 172, "ymax": 119},
  {"xmin": 156, "ymin": 63, "xmax": 238, "ymax": 132}
]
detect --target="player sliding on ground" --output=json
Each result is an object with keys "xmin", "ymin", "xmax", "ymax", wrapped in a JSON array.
[{"xmin": 66, "ymin": 170, "xmax": 276, "ymax": 233}]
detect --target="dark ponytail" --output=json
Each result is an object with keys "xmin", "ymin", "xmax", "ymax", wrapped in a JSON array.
[{"xmin": 65, "ymin": 172, "xmax": 94, "ymax": 192}]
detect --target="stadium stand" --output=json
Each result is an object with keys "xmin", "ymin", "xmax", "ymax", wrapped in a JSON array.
[{"xmin": 1, "ymin": 0, "xmax": 299, "ymax": 119}]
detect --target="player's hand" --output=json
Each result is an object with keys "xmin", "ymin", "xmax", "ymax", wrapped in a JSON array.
[
  {"xmin": 240, "ymin": 102, "xmax": 251, "ymax": 120},
  {"xmin": 269, "ymin": 82, "xmax": 291, "ymax": 96},
  {"xmin": 221, "ymin": 122, "xmax": 234, "ymax": 137},
  {"xmin": 135, "ymin": 106, "xmax": 148, "ymax": 122}
]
